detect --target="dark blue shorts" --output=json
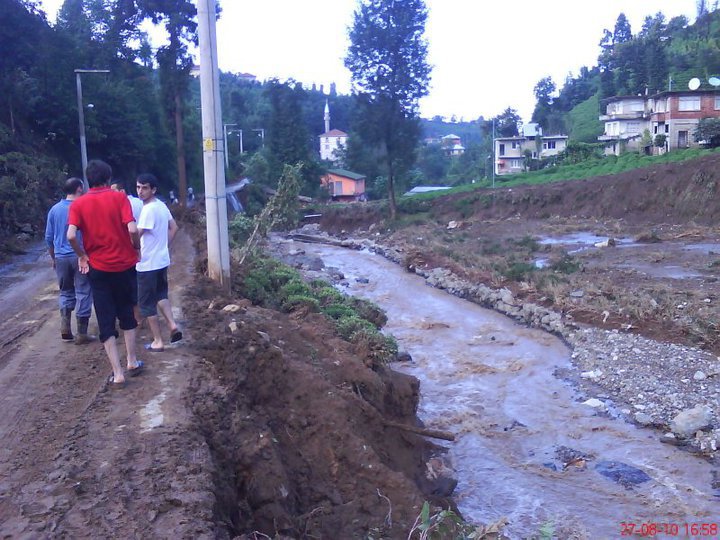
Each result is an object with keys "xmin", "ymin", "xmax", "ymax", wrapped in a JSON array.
[
  {"xmin": 87, "ymin": 266, "xmax": 137, "ymax": 342},
  {"xmin": 137, "ymin": 267, "xmax": 169, "ymax": 317}
]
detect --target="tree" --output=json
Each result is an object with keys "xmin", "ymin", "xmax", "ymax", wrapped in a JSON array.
[
  {"xmin": 138, "ymin": 0, "xmax": 199, "ymax": 207},
  {"xmin": 531, "ymin": 76, "xmax": 556, "ymax": 130},
  {"xmin": 344, "ymin": 0, "xmax": 431, "ymax": 219},
  {"xmin": 695, "ymin": 118, "xmax": 720, "ymax": 147}
]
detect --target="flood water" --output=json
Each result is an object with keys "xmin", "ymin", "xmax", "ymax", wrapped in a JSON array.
[{"xmin": 284, "ymin": 240, "xmax": 718, "ymax": 539}]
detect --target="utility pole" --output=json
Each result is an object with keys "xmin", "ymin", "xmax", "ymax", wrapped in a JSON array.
[
  {"xmin": 491, "ymin": 118, "xmax": 496, "ymax": 188},
  {"xmin": 198, "ymin": 0, "xmax": 230, "ymax": 287},
  {"xmin": 74, "ymin": 69, "xmax": 109, "ymax": 191}
]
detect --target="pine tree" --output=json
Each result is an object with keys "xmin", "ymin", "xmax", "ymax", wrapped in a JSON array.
[{"xmin": 345, "ymin": 0, "xmax": 431, "ymax": 219}]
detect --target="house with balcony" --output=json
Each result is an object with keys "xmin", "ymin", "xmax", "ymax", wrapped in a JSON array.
[
  {"xmin": 441, "ymin": 134, "xmax": 465, "ymax": 156},
  {"xmin": 320, "ymin": 169, "xmax": 366, "ymax": 202},
  {"xmin": 599, "ymin": 90, "xmax": 720, "ymax": 155},
  {"xmin": 493, "ymin": 123, "xmax": 568, "ymax": 176}
]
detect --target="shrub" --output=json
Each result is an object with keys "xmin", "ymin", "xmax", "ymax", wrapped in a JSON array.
[{"xmin": 282, "ymin": 294, "xmax": 320, "ymax": 313}]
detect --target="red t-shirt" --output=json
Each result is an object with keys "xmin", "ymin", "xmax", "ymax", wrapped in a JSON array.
[{"xmin": 68, "ymin": 186, "xmax": 138, "ymax": 272}]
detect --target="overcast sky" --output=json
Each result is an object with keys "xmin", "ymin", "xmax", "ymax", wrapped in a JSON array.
[{"xmin": 39, "ymin": 0, "xmax": 698, "ymax": 122}]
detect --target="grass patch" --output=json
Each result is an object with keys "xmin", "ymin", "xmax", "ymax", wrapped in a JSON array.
[{"xmin": 238, "ymin": 256, "xmax": 397, "ymax": 364}]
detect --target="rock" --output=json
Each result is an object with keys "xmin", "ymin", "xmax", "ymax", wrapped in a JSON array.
[
  {"xmin": 582, "ymin": 398, "xmax": 605, "ymax": 409},
  {"xmin": 634, "ymin": 412, "xmax": 654, "ymax": 425},
  {"xmin": 222, "ymin": 304, "xmax": 242, "ymax": 312},
  {"xmin": 594, "ymin": 238, "xmax": 616, "ymax": 248},
  {"xmin": 570, "ymin": 290, "xmax": 585, "ymax": 298},
  {"xmin": 396, "ymin": 351, "xmax": 413, "ymax": 363},
  {"xmin": 670, "ymin": 405, "xmax": 713, "ymax": 438},
  {"xmin": 447, "ymin": 221, "xmax": 459, "ymax": 229},
  {"xmin": 594, "ymin": 461, "xmax": 651, "ymax": 487},
  {"xmin": 580, "ymin": 370, "xmax": 603, "ymax": 380},
  {"xmin": 355, "ymin": 277, "xmax": 370, "ymax": 284},
  {"xmin": 228, "ymin": 321, "xmax": 238, "ymax": 333},
  {"xmin": 693, "ymin": 371, "xmax": 707, "ymax": 381}
]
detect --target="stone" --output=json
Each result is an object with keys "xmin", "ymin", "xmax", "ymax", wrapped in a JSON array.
[
  {"xmin": 582, "ymin": 398, "xmax": 605, "ymax": 409},
  {"xmin": 634, "ymin": 412, "xmax": 654, "ymax": 425},
  {"xmin": 594, "ymin": 461, "xmax": 651, "ymax": 487},
  {"xmin": 670, "ymin": 404, "xmax": 713, "ymax": 438},
  {"xmin": 222, "ymin": 304, "xmax": 241, "ymax": 312},
  {"xmin": 693, "ymin": 371, "xmax": 707, "ymax": 381}
]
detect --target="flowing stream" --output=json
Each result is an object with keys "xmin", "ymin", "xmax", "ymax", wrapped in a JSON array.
[{"xmin": 283, "ymin": 239, "xmax": 718, "ymax": 539}]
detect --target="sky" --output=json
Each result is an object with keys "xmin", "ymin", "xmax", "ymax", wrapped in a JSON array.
[{"xmin": 38, "ymin": 0, "xmax": 698, "ymax": 122}]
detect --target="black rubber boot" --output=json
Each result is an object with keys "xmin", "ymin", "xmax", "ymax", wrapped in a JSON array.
[
  {"xmin": 60, "ymin": 308, "xmax": 74, "ymax": 341},
  {"xmin": 75, "ymin": 316, "xmax": 96, "ymax": 345}
]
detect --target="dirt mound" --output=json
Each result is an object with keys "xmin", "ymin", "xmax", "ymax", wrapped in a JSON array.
[
  {"xmin": 184, "ymin": 278, "xmax": 447, "ymax": 538},
  {"xmin": 319, "ymin": 153, "xmax": 720, "ymax": 230}
]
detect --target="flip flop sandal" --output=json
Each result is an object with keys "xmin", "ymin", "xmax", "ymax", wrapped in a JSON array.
[
  {"xmin": 144, "ymin": 344, "xmax": 164, "ymax": 352},
  {"xmin": 106, "ymin": 374, "xmax": 126, "ymax": 389},
  {"xmin": 126, "ymin": 360, "xmax": 145, "ymax": 377},
  {"xmin": 170, "ymin": 330, "xmax": 183, "ymax": 343}
]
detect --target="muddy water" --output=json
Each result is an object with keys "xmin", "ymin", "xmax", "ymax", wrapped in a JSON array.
[{"xmin": 288, "ymin": 241, "xmax": 718, "ymax": 539}]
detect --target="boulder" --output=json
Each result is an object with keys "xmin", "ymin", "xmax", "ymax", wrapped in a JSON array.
[{"xmin": 670, "ymin": 404, "xmax": 713, "ymax": 438}]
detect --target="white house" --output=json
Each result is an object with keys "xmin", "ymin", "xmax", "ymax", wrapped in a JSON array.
[
  {"xmin": 493, "ymin": 123, "xmax": 568, "ymax": 176},
  {"xmin": 318, "ymin": 100, "xmax": 348, "ymax": 163}
]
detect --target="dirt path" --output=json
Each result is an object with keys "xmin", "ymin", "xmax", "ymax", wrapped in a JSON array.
[{"xmin": 0, "ymin": 230, "xmax": 218, "ymax": 538}]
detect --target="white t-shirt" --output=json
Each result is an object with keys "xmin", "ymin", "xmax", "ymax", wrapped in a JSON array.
[
  {"xmin": 128, "ymin": 195, "xmax": 143, "ymax": 222},
  {"xmin": 137, "ymin": 199, "xmax": 173, "ymax": 272}
]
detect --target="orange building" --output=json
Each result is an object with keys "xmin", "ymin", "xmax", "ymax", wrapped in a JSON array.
[{"xmin": 320, "ymin": 169, "xmax": 366, "ymax": 202}]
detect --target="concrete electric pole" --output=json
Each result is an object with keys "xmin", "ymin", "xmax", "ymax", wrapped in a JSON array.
[{"xmin": 197, "ymin": 0, "xmax": 230, "ymax": 287}]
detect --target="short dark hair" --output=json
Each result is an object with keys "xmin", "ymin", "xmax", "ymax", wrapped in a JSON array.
[
  {"xmin": 86, "ymin": 159, "xmax": 112, "ymax": 188},
  {"xmin": 63, "ymin": 177, "xmax": 83, "ymax": 195},
  {"xmin": 136, "ymin": 173, "xmax": 159, "ymax": 190}
]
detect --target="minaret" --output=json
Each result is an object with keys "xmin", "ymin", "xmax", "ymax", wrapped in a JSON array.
[{"xmin": 324, "ymin": 100, "xmax": 330, "ymax": 133}]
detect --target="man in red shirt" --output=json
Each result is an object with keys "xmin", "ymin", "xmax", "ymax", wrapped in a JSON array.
[{"xmin": 67, "ymin": 159, "xmax": 144, "ymax": 387}]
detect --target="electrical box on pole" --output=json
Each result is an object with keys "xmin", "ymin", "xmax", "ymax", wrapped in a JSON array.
[{"xmin": 197, "ymin": 0, "xmax": 231, "ymax": 287}]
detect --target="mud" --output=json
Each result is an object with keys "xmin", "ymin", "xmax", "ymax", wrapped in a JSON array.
[{"xmin": 0, "ymin": 215, "xmax": 452, "ymax": 540}]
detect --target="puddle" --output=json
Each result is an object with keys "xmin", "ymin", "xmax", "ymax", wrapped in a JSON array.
[
  {"xmin": 616, "ymin": 262, "xmax": 704, "ymax": 280},
  {"xmin": 285, "ymin": 240, "xmax": 718, "ymax": 539},
  {"xmin": 684, "ymin": 243, "xmax": 720, "ymax": 254}
]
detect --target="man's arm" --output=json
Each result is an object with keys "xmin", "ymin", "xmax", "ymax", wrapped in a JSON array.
[
  {"xmin": 67, "ymin": 224, "xmax": 89, "ymax": 274},
  {"xmin": 168, "ymin": 219, "xmax": 178, "ymax": 245}
]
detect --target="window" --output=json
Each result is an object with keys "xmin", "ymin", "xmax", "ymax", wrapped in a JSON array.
[
  {"xmin": 656, "ymin": 100, "xmax": 666, "ymax": 113},
  {"xmin": 627, "ymin": 122, "xmax": 640, "ymax": 134},
  {"xmin": 332, "ymin": 181, "xmax": 343, "ymax": 195},
  {"xmin": 653, "ymin": 125, "xmax": 658, "ymax": 134},
  {"xmin": 665, "ymin": 124, "xmax": 669, "ymax": 133},
  {"xmin": 715, "ymin": 96, "xmax": 720, "ymax": 110},
  {"xmin": 511, "ymin": 141, "xmax": 518, "ymax": 149},
  {"xmin": 511, "ymin": 159, "xmax": 523, "ymax": 168},
  {"xmin": 543, "ymin": 140, "xmax": 556, "ymax": 150},
  {"xmin": 678, "ymin": 96, "xmax": 701, "ymax": 111},
  {"xmin": 499, "ymin": 143, "xmax": 505, "ymax": 156},
  {"xmin": 532, "ymin": 151, "xmax": 538, "ymax": 158}
]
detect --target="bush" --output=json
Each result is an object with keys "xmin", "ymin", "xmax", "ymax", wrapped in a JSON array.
[{"xmin": 282, "ymin": 294, "xmax": 320, "ymax": 313}]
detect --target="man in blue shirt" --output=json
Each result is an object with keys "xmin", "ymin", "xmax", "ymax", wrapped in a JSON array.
[{"xmin": 45, "ymin": 177, "xmax": 95, "ymax": 344}]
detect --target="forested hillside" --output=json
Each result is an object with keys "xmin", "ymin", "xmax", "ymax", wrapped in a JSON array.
[{"xmin": 531, "ymin": 5, "xmax": 720, "ymax": 142}]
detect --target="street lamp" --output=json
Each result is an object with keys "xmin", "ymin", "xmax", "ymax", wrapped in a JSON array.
[
  {"xmin": 75, "ymin": 69, "xmax": 109, "ymax": 191},
  {"xmin": 223, "ymin": 123, "xmax": 237, "ymax": 168},
  {"xmin": 252, "ymin": 128, "xmax": 265, "ymax": 148}
]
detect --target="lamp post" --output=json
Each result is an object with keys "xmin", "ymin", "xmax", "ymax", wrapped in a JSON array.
[
  {"xmin": 75, "ymin": 69, "xmax": 109, "ymax": 191},
  {"xmin": 223, "ymin": 123, "xmax": 237, "ymax": 169},
  {"xmin": 252, "ymin": 128, "xmax": 265, "ymax": 148}
]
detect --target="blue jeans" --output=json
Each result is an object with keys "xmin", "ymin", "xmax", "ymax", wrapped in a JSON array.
[{"xmin": 54, "ymin": 256, "xmax": 93, "ymax": 317}]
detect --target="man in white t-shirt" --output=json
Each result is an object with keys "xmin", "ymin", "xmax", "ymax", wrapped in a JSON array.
[{"xmin": 135, "ymin": 173, "xmax": 183, "ymax": 351}]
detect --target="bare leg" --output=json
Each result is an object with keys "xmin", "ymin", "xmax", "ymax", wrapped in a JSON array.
[
  {"xmin": 123, "ymin": 327, "xmax": 140, "ymax": 369},
  {"xmin": 103, "ymin": 336, "xmax": 125, "ymax": 383},
  {"xmin": 157, "ymin": 299, "xmax": 178, "ymax": 333},
  {"xmin": 146, "ymin": 315, "xmax": 164, "ymax": 349},
  {"xmin": 133, "ymin": 305, "xmax": 145, "ymax": 329}
]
